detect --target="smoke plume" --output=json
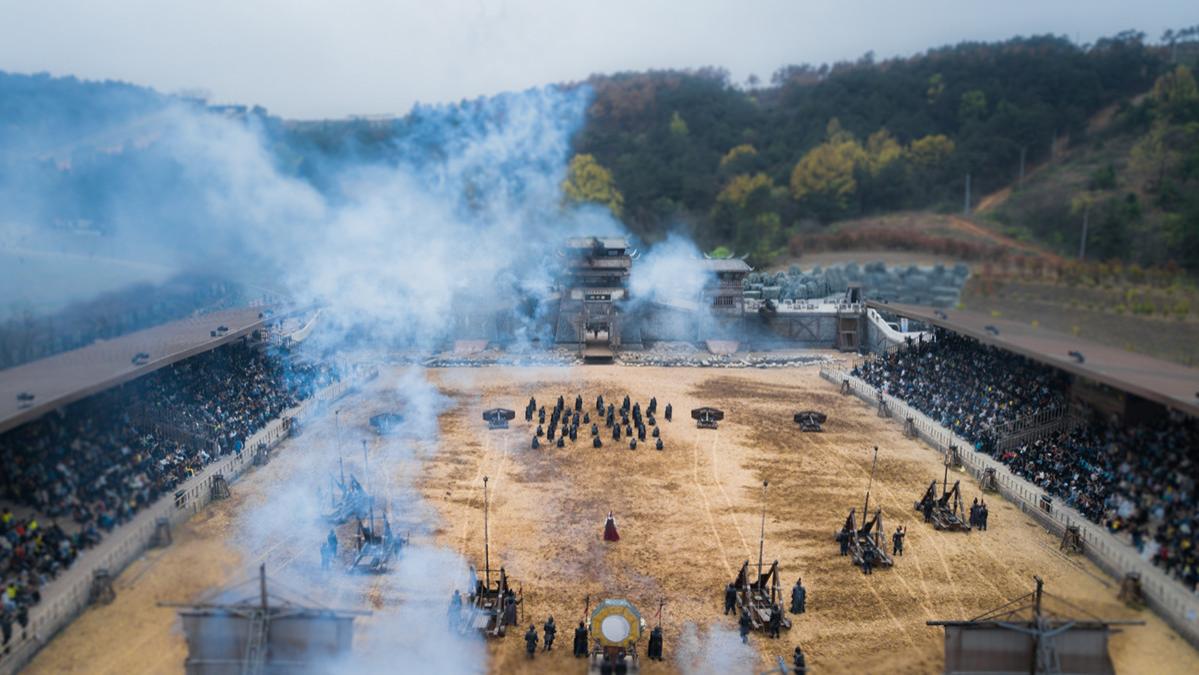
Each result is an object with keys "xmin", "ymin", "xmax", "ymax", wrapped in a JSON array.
[{"xmin": 0, "ymin": 73, "xmax": 730, "ymax": 672}]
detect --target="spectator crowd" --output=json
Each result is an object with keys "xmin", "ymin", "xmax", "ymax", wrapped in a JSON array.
[
  {"xmin": 854, "ymin": 331, "xmax": 1199, "ymax": 592},
  {"xmin": 0, "ymin": 340, "xmax": 337, "ymax": 639}
]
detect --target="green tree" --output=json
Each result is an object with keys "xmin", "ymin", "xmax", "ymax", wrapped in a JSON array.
[
  {"xmin": 562, "ymin": 154, "xmax": 625, "ymax": 218},
  {"xmin": 669, "ymin": 110, "xmax": 689, "ymax": 136},
  {"xmin": 1151, "ymin": 65, "xmax": 1199, "ymax": 121},
  {"xmin": 959, "ymin": 89, "xmax": 988, "ymax": 122},
  {"xmin": 748, "ymin": 212, "xmax": 782, "ymax": 262},
  {"xmin": 926, "ymin": 73, "xmax": 945, "ymax": 104}
]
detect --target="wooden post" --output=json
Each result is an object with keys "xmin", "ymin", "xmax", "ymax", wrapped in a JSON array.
[
  {"xmin": 483, "ymin": 476, "xmax": 491, "ymax": 589},
  {"xmin": 757, "ymin": 480, "xmax": 768, "ymax": 580}
]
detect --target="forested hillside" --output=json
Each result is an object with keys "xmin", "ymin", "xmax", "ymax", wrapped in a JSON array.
[
  {"xmin": 983, "ymin": 61, "xmax": 1199, "ymax": 272},
  {"xmin": 3, "ymin": 29, "xmax": 1197, "ymax": 273},
  {"xmin": 568, "ymin": 33, "xmax": 1172, "ymax": 262}
]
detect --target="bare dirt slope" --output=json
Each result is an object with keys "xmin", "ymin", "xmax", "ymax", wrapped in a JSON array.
[{"xmin": 25, "ymin": 364, "xmax": 1199, "ymax": 674}]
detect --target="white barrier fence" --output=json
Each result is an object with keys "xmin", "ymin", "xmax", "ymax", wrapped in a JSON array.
[
  {"xmin": 0, "ymin": 379, "xmax": 350, "ymax": 674},
  {"xmin": 820, "ymin": 365, "xmax": 1199, "ymax": 647}
]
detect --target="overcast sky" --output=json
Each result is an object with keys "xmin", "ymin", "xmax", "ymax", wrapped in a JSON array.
[{"xmin": 0, "ymin": 1, "xmax": 1194, "ymax": 119}]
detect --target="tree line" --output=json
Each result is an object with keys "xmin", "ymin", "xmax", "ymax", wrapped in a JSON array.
[
  {"xmin": 568, "ymin": 32, "xmax": 1170, "ymax": 265},
  {"xmin": 3, "ymin": 29, "xmax": 1194, "ymax": 272}
]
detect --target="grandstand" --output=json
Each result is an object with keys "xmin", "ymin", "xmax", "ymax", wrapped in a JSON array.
[
  {"xmin": 4, "ymin": 295, "xmax": 1197, "ymax": 673},
  {"xmin": 851, "ymin": 302, "xmax": 1199, "ymax": 646},
  {"xmin": 867, "ymin": 301, "xmax": 1199, "ymax": 418},
  {"xmin": 0, "ymin": 306, "xmax": 272, "ymax": 434},
  {"xmin": 0, "ymin": 307, "xmax": 340, "ymax": 673}
]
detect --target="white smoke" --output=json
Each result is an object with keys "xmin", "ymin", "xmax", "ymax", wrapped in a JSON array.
[
  {"xmin": 673, "ymin": 622, "xmax": 758, "ymax": 675},
  {"xmin": 629, "ymin": 233, "xmax": 710, "ymax": 306},
  {"xmin": 173, "ymin": 86, "xmax": 610, "ymax": 672},
  {"xmin": 1, "ymin": 77, "xmax": 720, "ymax": 672}
]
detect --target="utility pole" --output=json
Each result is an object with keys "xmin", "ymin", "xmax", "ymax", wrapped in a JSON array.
[
  {"xmin": 1078, "ymin": 201, "xmax": 1090, "ymax": 261},
  {"xmin": 963, "ymin": 173, "xmax": 971, "ymax": 215},
  {"xmin": 1018, "ymin": 147, "xmax": 1026, "ymax": 186}
]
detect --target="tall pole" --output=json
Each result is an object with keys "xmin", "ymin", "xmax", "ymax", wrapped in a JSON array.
[
  {"xmin": 259, "ymin": 563, "xmax": 268, "ymax": 611},
  {"xmin": 1078, "ymin": 202, "xmax": 1090, "ymax": 261},
  {"xmin": 335, "ymin": 408, "xmax": 342, "ymax": 454},
  {"xmin": 335, "ymin": 409, "xmax": 344, "ymax": 486},
  {"xmin": 864, "ymin": 447, "xmax": 879, "ymax": 516},
  {"xmin": 963, "ymin": 173, "xmax": 972, "ymax": 216},
  {"xmin": 363, "ymin": 440, "xmax": 373, "ymax": 532},
  {"xmin": 1030, "ymin": 576, "xmax": 1045, "ymax": 675},
  {"xmin": 757, "ymin": 480, "xmax": 768, "ymax": 580},
  {"xmin": 1018, "ymin": 147, "xmax": 1026, "ymax": 186},
  {"xmin": 943, "ymin": 456, "xmax": 950, "ymax": 495},
  {"xmin": 483, "ymin": 476, "xmax": 491, "ymax": 589}
]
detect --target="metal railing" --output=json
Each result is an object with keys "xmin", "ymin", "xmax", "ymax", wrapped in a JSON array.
[
  {"xmin": 0, "ymin": 379, "xmax": 350, "ymax": 675},
  {"xmin": 991, "ymin": 404, "xmax": 1066, "ymax": 438},
  {"xmin": 821, "ymin": 365, "xmax": 1199, "ymax": 648}
]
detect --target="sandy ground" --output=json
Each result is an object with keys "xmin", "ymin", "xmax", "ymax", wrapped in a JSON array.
[{"xmin": 24, "ymin": 363, "xmax": 1199, "ymax": 674}]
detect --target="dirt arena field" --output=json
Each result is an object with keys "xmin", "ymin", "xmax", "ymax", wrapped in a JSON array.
[{"xmin": 25, "ymin": 362, "xmax": 1199, "ymax": 674}]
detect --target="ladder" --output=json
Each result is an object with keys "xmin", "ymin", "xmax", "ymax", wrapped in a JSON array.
[
  {"xmin": 242, "ymin": 610, "xmax": 267, "ymax": 675},
  {"xmin": 1034, "ymin": 616, "xmax": 1064, "ymax": 674}
]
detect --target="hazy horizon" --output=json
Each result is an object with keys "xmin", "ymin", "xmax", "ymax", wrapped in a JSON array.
[{"xmin": 1, "ymin": 1, "xmax": 1195, "ymax": 119}]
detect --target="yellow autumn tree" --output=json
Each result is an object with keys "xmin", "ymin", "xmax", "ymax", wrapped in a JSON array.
[
  {"xmin": 789, "ymin": 121, "xmax": 868, "ymax": 215},
  {"xmin": 1151, "ymin": 64, "xmax": 1199, "ymax": 114},
  {"xmin": 865, "ymin": 129, "xmax": 903, "ymax": 176},
  {"xmin": 562, "ymin": 154, "xmax": 624, "ymax": 218},
  {"xmin": 717, "ymin": 172, "xmax": 775, "ymax": 209},
  {"xmin": 719, "ymin": 144, "xmax": 757, "ymax": 169},
  {"xmin": 669, "ymin": 111, "xmax": 689, "ymax": 136},
  {"xmin": 907, "ymin": 134, "xmax": 955, "ymax": 168}
]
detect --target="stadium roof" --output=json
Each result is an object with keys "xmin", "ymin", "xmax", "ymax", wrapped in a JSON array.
[
  {"xmin": 868, "ymin": 301, "xmax": 1199, "ymax": 418},
  {"xmin": 0, "ymin": 306, "xmax": 271, "ymax": 434}
]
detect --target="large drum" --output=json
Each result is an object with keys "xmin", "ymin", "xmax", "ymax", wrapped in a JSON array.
[{"xmin": 589, "ymin": 599, "xmax": 644, "ymax": 649}]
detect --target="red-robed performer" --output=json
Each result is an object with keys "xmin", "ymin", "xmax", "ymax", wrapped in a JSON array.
[{"xmin": 603, "ymin": 511, "xmax": 620, "ymax": 542}]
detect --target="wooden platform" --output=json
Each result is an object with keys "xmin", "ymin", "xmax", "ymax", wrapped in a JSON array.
[{"xmin": 583, "ymin": 345, "xmax": 615, "ymax": 363}]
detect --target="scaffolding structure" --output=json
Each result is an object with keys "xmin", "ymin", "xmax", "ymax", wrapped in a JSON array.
[
  {"xmin": 165, "ymin": 565, "xmax": 369, "ymax": 675},
  {"xmin": 928, "ymin": 577, "xmax": 1142, "ymax": 674}
]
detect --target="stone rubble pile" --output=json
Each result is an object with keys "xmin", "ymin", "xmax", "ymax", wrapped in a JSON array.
[
  {"xmin": 619, "ymin": 351, "xmax": 831, "ymax": 368},
  {"xmin": 744, "ymin": 261, "xmax": 970, "ymax": 308},
  {"xmin": 423, "ymin": 347, "xmax": 580, "ymax": 367}
]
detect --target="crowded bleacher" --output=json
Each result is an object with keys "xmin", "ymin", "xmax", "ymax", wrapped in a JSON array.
[
  {"xmin": 0, "ymin": 340, "xmax": 336, "ymax": 635},
  {"xmin": 854, "ymin": 331, "xmax": 1199, "ymax": 592}
]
